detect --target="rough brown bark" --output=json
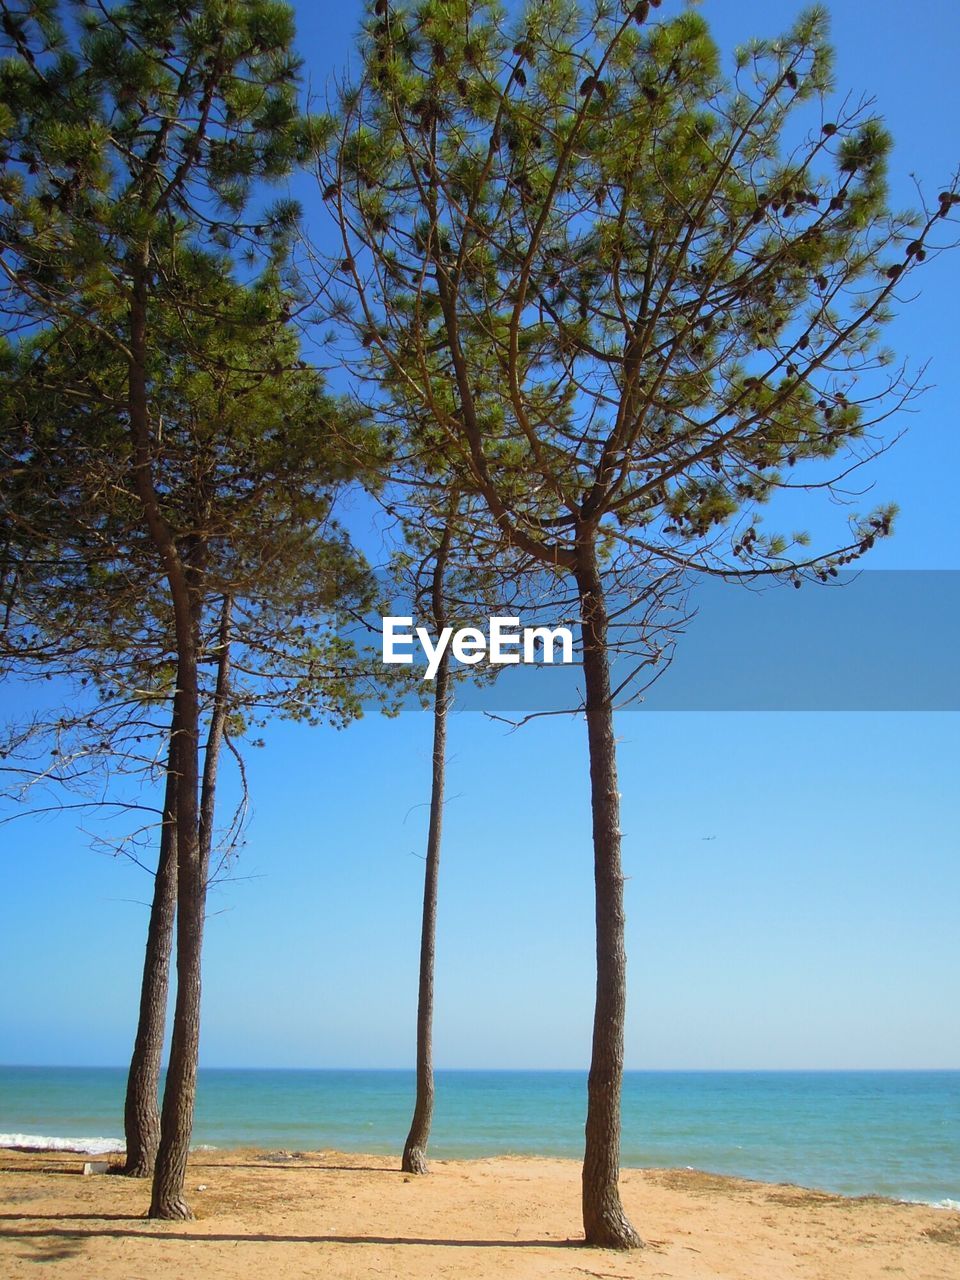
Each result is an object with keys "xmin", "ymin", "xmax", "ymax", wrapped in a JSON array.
[
  {"xmin": 575, "ymin": 538, "xmax": 642, "ymax": 1250},
  {"xmin": 401, "ymin": 530, "xmax": 452, "ymax": 1175},
  {"xmin": 198, "ymin": 596, "xmax": 232, "ymax": 870},
  {"xmin": 148, "ymin": 598, "xmax": 231, "ymax": 1218},
  {"xmin": 122, "ymin": 607, "xmax": 229, "ymax": 1181},
  {"xmin": 121, "ymin": 735, "xmax": 178, "ymax": 1177},
  {"xmin": 125, "ymin": 264, "xmax": 205, "ymax": 1221},
  {"xmin": 147, "ymin": 678, "xmax": 203, "ymax": 1221}
]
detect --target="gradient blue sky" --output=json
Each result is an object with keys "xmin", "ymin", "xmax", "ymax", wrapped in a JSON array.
[{"xmin": 1, "ymin": 0, "xmax": 958, "ymax": 1071}]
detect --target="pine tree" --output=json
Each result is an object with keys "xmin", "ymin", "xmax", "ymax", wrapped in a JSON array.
[
  {"xmin": 392, "ymin": 496, "xmax": 516, "ymax": 1174},
  {"xmin": 1, "ymin": 0, "xmax": 371, "ymax": 1218},
  {"xmin": 321, "ymin": 0, "xmax": 958, "ymax": 1246}
]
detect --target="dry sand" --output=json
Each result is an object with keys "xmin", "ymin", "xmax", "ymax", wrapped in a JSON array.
[{"xmin": 1, "ymin": 1147, "xmax": 957, "ymax": 1279}]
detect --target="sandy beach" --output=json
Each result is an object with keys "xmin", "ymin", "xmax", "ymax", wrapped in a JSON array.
[{"xmin": 1, "ymin": 1147, "xmax": 956, "ymax": 1279}]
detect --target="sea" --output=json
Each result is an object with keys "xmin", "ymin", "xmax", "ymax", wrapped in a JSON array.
[{"xmin": 1, "ymin": 1067, "xmax": 957, "ymax": 1208}]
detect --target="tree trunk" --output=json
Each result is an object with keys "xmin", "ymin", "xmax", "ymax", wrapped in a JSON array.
[
  {"xmin": 575, "ymin": 538, "xmax": 642, "ymax": 1250},
  {"xmin": 148, "ymin": 654, "xmax": 203, "ymax": 1220},
  {"xmin": 147, "ymin": 600, "xmax": 232, "ymax": 1218},
  {"xmin": 126, "ymin": 262, "xmax": 206, "ymax": 1221},
  {"xmin": 402, "ymin": 529, "xmax": 451, "ymax": 1174},
  {"xmin": 198, "ymin": 596, "xmax": 232, "ymax": 870},
  {"xmin": 121, "ymin": 733, "xmax": 178, "ymax": 1177}
]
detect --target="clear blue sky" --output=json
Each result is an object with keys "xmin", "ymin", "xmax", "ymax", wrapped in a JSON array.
[{"xmin": 1, "ymin": 0, "xmax": 957, "ymax": 1072}]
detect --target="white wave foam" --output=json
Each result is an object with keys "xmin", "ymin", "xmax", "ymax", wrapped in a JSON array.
[
  {"xmin": 0, "ymin": 1133, "xmax": 125, "ymax": 1155},
  {"xmin": 931, "ymin": 1198, "xmax": 960, "ymax": 1212}
]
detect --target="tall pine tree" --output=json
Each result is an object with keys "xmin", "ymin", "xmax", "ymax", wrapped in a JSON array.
[
  {"xmin": 1, "ymin": 0, "xmax": 370, "ymax": 1217},
  {"xmin": 321, "ymin": 0, "xmax": 957, "ymax": 1246}
]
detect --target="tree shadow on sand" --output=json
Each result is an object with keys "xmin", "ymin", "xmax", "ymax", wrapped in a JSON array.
[{"xmin": 2, "ymin": 1224, "xmax": 579, "ymax": 1248}]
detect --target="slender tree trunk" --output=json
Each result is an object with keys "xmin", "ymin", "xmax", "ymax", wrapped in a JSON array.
[
  {"xmin": 121, "ymin": 733, "xmax": 178, "ymax": 1177},
  {"xmin": 575, "ymin": 537, "xmax": 642, "ymax": 1250},
  {"xmin": 148, "ymin": 599, "xmax": 232, "ymax": 1219},
  {"xmin": 198, "ymin": 596, "xmax": 232, "ymax": 870},
  {"xmin": 148, "ymin": 667, "xmax": 203, "ymax": 1221},
  {"xmin": 126, "ymin": 261, "xmax": 205, "ymax": 1221},
  {"xmin": 123, "ymin": 590, "xmax": 233, "ymax": 1182},
  {"xmin": 401, "ymin": 532, "xmax": 452, "ymax": 1174}
]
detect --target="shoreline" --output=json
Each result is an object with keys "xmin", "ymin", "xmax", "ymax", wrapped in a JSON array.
[
  {"xmin": 2, "ymin": 1147, "xmax": 958, "ymax": 1279},
  {"xmin": 1, "ymin": 1141, "xmax": 960, "ymax": 1208},
  {"xmin": 1, "ymin": 1134, "xmax": 958, "ymax": 1211},
  {"xmin": 5, "ymin": 1067, "xmax": 955, "ymax": 1209}
]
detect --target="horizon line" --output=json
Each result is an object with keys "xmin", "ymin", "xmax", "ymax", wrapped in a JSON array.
[{"xmin": 4, "ymin": 1063, "xmax": 958, "ymax": 1074}]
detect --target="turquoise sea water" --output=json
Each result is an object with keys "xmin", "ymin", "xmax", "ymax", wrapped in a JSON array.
[{"xmin": 1, "ymin": 1067, "xmax": 957, "ymax": 1206}]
